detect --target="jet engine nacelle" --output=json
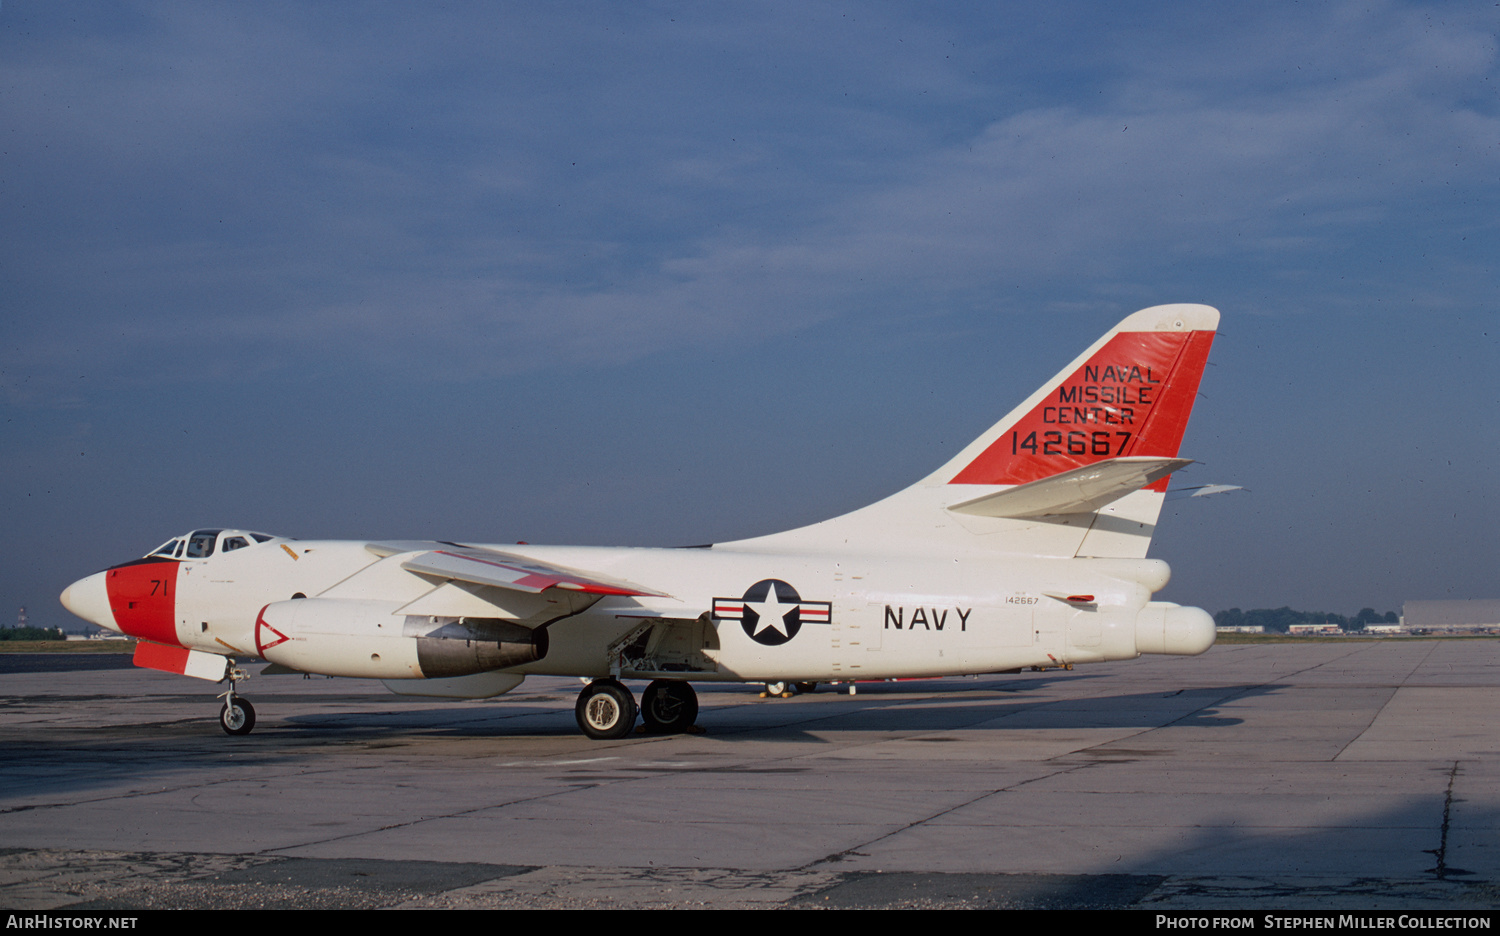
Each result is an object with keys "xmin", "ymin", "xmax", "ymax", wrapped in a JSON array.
[
  {"xmin": 1134, "ymin": 602, "xmax": 1215, "ymax": 656},
  {"xmin": 255, "ymin": 598, "xmax": 546, "ymax": 679}
]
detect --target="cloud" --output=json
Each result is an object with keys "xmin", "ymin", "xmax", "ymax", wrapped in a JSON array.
[{"xmin": 2, "ymin": 1, "xmax": 1496, "ymax": 399}]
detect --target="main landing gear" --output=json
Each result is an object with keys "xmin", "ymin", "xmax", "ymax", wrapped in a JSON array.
[
  {"xmin": 574, "ymin": 678, "xmax": 699, "ymax": 740},
  {"xmin": 640, "ymin": 679, "xmax": 698, "ymax": 734},
  {"xmin": 575, "ymin": 679, "xmax": 637, "ymax": 739}
]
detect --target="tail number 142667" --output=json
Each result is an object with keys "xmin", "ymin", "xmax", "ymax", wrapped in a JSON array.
[{"xmin": 1012, "ymin": 430, "xmax": 1132, "ymax": 457}]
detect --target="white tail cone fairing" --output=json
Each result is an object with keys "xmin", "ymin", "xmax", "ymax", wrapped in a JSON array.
[{"xmin": 1135, "ymin": 603, "xmax": 1216, "ymax": 656}]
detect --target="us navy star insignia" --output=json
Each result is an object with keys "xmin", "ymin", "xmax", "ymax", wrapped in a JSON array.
[
  {"xmin": 746, "ymin": 588, "xmax": 795, "ymax": 638},
  {"xmin": 712, "ymin": 579, "xmax": 832, "ymax": 647}
]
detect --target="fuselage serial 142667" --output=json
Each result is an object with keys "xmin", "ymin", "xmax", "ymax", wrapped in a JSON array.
[{"xmin": 61, "ymin": 304, "xmax": 1222, "ymax": 739}]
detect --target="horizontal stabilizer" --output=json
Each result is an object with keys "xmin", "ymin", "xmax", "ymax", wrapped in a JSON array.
[
  {"xmin": 946, "ymin": 456, "xmax": 1193, "ymax": 519},
  {"xmin": 381, "ymin": 544, "xmax": 669, "ymax": 597}
]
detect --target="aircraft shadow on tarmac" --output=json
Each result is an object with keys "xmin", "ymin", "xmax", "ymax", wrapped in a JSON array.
[
  {"xmin": 2, "ymin": 676, "xmax": 1260, "ymax": 801},
  {"xmin": 784, "ymin": 784, "xmax": 1498, "ymax": 909},
  {"xmin": 1079, "ymin": 797, "xmax": 1496, "ymax": 910},
  {"xmin": 210, "ymin": 672, "xmax": 1257, "ymax": 740}
]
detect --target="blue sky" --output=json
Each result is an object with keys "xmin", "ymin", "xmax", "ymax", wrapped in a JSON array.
[{"xmin": 3, "ymin": 1, "xmax": 1496, "ymax": 629}]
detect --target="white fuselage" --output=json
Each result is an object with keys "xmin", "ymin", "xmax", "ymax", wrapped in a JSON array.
[{"xmin": 120, "ymin": 536, "xmax": 1191, "ymax": 684}]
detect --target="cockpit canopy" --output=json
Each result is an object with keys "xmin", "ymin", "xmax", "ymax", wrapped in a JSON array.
[{"xmin": 148, "ymin": 529, "xmax": 283, "ymax": 560}]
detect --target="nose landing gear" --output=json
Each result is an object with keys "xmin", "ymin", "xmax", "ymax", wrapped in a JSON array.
[
  {"xmin": 216, "ymin": 662, "xmax": 255, "ymax": 736},
  {"xmin": 219, "ymin": 697, "xmax": 256, "ymax": 735}
]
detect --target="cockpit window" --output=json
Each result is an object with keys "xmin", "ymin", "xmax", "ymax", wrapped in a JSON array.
[
  {"xmin": 146, "ymin": 528, "xmax": 278, "ymax": 560},
  {"xmin": 184, "ymin": 529, "xmax": 222, "ymax": 559}
]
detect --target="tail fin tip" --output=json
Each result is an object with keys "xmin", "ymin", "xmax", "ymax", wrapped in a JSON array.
[{"xmin": 941, "ymin": 304, "xmax": 1219, "ymax": 487}]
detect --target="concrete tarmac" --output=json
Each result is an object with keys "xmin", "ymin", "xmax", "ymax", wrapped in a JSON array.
[{"xmin": 1, "ymin": 640, "xmax": 1497, "ymax": 911}]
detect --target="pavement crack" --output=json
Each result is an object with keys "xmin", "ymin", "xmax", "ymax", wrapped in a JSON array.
[
  {"xmin": 1332, "ymin": 640, "xmax": 1440, "ymax": 761},
  {"xmin": 802, "ymin": 762, "xmax": 1095, "ymax": 870},
  {"xmin": 259, "ymin": 785, "xmax": 585, "ymax": 854},
  {"xmin": 1424, "ymin": 760, "xmax": 1471, "ymax": 880}
]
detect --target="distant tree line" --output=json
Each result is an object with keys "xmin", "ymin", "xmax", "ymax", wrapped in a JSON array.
[
  {"xmin": 1213, "ymin": 607, "xmax": 1399, "ymax": 633},
  {"xmin": 0, "ymin": 626, "xmax": 66, "ymax": 641}
]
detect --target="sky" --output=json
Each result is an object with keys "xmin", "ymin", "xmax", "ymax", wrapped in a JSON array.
[{"xmin": 3, "ymin": 1, "xmax": 1496, "ymax": 630}]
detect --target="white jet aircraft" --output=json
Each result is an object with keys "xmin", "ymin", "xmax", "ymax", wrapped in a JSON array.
[{"xmin": 61, "ymin": 304, "xmax": 1221, "ymax": 740}]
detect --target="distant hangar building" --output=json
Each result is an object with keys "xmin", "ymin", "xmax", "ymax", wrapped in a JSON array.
[{"xmin": 1401, "ymin": 599, "xmax": 1500, "ymax": 634}]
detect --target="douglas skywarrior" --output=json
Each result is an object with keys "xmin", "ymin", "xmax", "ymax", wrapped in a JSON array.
[{"xmin": 62, "ymin": 305, "xmax": 1224, "ymax": 740}]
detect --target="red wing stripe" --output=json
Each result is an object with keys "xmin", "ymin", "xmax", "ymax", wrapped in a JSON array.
[{"xmin": 511, "ymin": 572, "xmax": 558, "ymax": 590}]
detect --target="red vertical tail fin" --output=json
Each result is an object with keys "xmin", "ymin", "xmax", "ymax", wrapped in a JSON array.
[{"xmin": 724, "ymin": 304, "xmax": 1219, "ymax": 559}]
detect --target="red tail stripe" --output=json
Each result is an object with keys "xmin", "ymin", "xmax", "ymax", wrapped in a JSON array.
[{"xmin": 950, "ymin": 329, "xmax": 1215, "ymax": 486}]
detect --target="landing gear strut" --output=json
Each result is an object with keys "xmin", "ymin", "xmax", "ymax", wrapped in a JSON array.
[
  {"xmin": 217, "ymin": 661, "xmax": 255, "ymax": 736},
  {"xmin": 575, "ymin": 678, "xmax": 637, "ymax": 740},
  {"xmin": 641, "ymin": 680, "xmax": 698, "ymax": 734}
]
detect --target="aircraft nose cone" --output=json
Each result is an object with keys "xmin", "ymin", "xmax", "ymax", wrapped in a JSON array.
[{"xmin": 60, "ymin": 571, "xmax": 117, "ymax": 632}]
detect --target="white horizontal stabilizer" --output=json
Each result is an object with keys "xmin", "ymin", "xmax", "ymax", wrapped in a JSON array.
[
  {"xmin": 1166, "ymin": 483, "xmax": 1246, "ymax": 500},
  {"xmin": 946, "ymin": 456, "xmax": 1193, "ymax": 519}
]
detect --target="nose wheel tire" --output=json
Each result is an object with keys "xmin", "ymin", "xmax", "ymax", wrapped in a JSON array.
[
  {"xmin": 575, "ymin": 679, "xmax": 637, "ymax": 740},
  {"xmin": 219, "ymin": 698, "xmax": 256, "ymax": 736},
  {"xmin": 641, "ymin": 680, "xmax": 699, "ymax": 734}
]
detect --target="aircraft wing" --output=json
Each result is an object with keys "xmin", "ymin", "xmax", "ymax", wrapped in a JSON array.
[
  {"xmin": 946, "ymin": 456, "xmax": 1193, "ymax": 518},
  {"xmin": 367, "ymin": 542, "xmax": 670, "ymax": 597}
]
